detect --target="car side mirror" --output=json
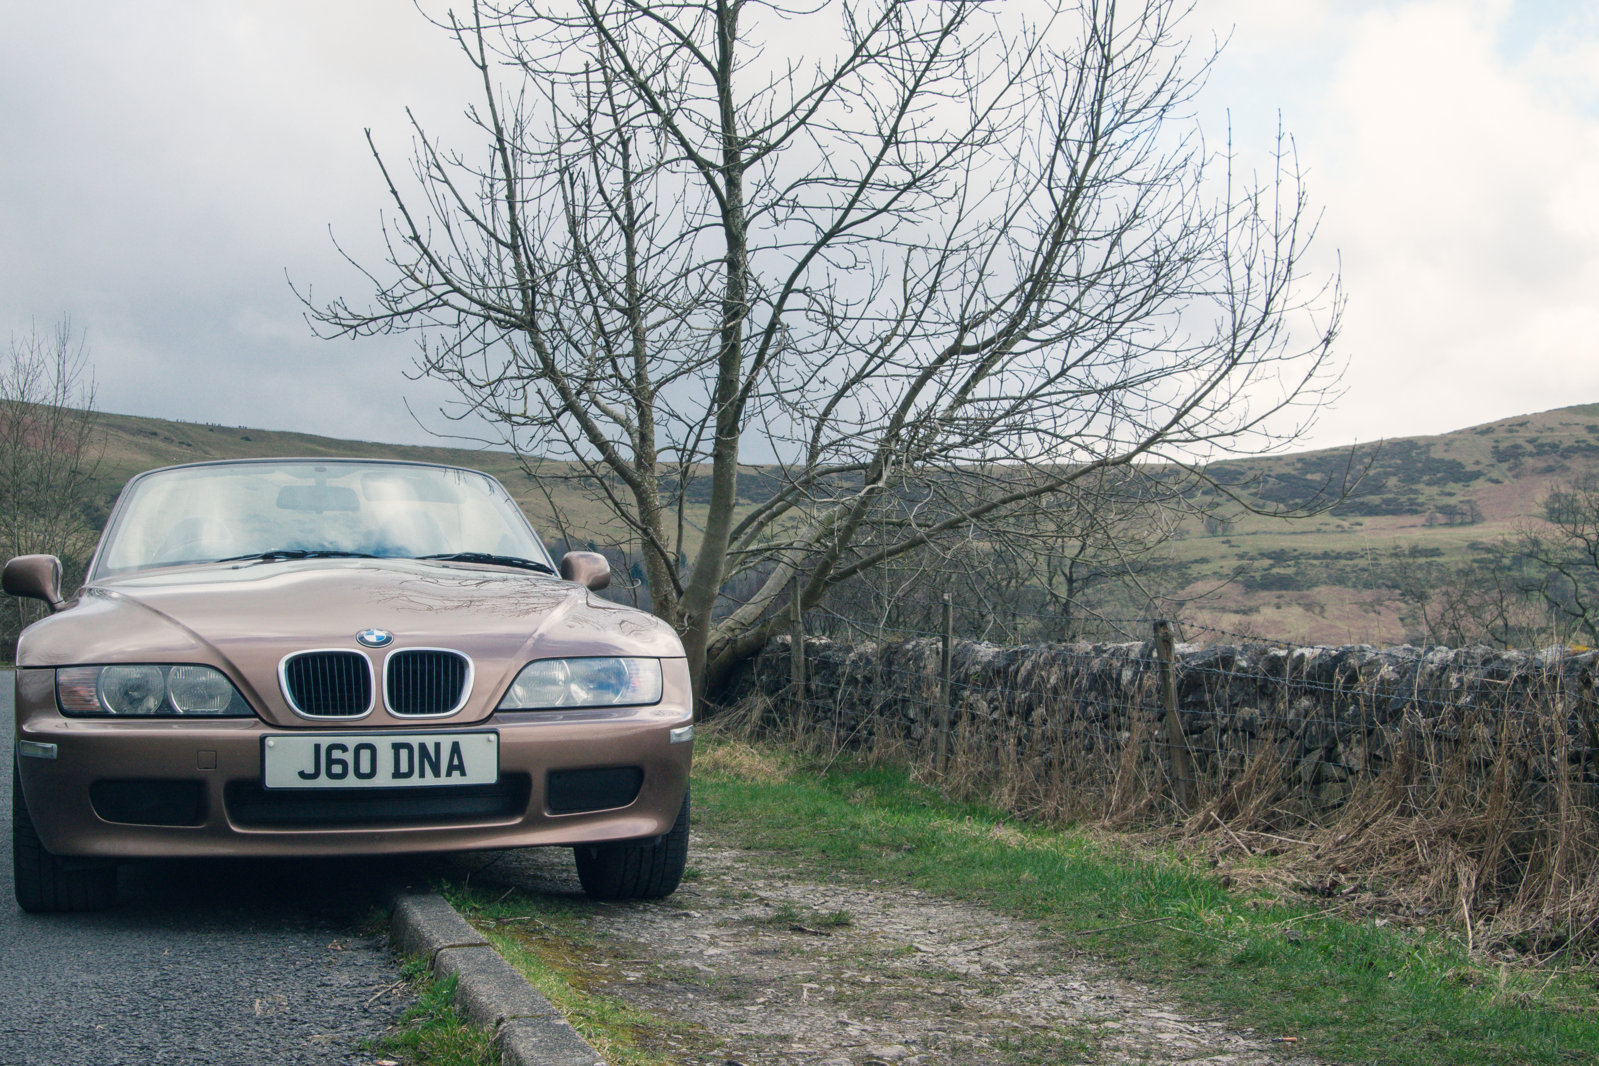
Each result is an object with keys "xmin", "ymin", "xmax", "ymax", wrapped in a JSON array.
[
  {"xmin": 559, "ymin": 551, "xmax": 611, "ymax": 592},
  {"xmin": 3, "ymin": 554, "xmax": 65, "ymax": 611}
]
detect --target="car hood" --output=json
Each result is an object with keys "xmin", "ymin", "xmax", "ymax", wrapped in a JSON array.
[{"xmin": 16, "ymin": 557, "xmax": 683, "ymax": 727}]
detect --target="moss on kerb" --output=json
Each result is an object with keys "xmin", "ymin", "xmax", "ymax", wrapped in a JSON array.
[{"xmin": 388, "ymin": 891, "xmax": 606, "ymax": 1066}]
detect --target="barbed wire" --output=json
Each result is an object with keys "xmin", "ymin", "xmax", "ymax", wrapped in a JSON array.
[
  {"xmin": 766, "ymin": 696, "xmax": 1592, "ymax": 795},
  {"xmin": 770, "ymin": 684, "xmax": 1586, "ymax": 783},
  {"xmin": 767, "ymin": 636, "xmax": 1595, "ymax": 718},
  {"xmin": 736, "ymin": 613, "xmax": 1599, "ymax": 800},
  {"xmin": 794, "ymin": 589, "xmax": 1599, "ymax": 659},
  {"xmin": 784, "ymin": 672, "xmax": 1594, "ymax": 745}
]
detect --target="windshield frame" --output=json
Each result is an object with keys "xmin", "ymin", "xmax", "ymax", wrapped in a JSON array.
[{"xmin": 88, "ymin": 458, "xmax": 556, "ymax": 581}]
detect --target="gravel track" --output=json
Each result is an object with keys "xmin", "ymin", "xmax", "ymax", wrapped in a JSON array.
[{"xmin": 452, "ymin": 823, "xmax": 1323, "ymax": 1066}]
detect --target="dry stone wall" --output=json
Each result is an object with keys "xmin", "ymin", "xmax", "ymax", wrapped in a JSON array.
[{"xmin": 722, "ymin": 636, "xmax": 1599, "ymax": 813}]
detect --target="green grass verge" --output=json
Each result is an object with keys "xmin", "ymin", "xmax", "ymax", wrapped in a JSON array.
[
  {"xmin": 368, "ymin": 958, "xmax": 498, "ymax": 1066},
  {"xmin": 428, "ymin": 736, "xmax": 1599, "ymax": 1065},
  {"xmin": 692, "ymin": 741, "xmax": 1599, "ymax": 1066}
]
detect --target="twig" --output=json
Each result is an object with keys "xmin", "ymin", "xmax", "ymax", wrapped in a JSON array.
[
  {"xmin": 1537, "ymin": 912, "xmax": 1599, "ymax": 968},
  {"xmin": 364, "ymin": 979, "xmax": 406, "ymax": 1007},
  {"xmin": 1212, "ymin": 811, "xmax": 1252, "ymax": 855},
  {"xmin": 462, "ymin": 852, "xmax": 506, "ymax": 889},
  {"xmin": 1277, "ymin": 907, "xmax": 1338, "ymax": 928},
  {"xmin": 1241, "ymin": 829, "xmax": 1314, "ymax": 847},
  {"xmin": 819, "ymin": 717, "xmax": 872, "ymax": 775},
  {"xmin": 954, "ymin": 933, "xmax": 1015, "ymax": 955},
  {"xmin": 1072, "ymin": 915, "xmax": 1176, "ymax": 936}
]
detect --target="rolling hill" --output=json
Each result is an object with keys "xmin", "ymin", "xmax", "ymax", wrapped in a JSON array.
[
  {"xmin": 65, "ymin": 402, "xmax": 1599, "ymax": 646},
  {"xmin": 1169, "ymin": 404, "xmax": 1599, "ymax": 643}
]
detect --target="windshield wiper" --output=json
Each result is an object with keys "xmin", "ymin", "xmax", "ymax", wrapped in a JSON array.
[
  {"xmin": 220, "ymin": 549, "xmax": 378, "ymax": 563},
  {"xmin": 417, "ymin": 552, "xmax": 557, "ymax": 575}
]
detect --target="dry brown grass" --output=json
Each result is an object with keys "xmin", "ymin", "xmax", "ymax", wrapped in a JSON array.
[
  {"xmin": 1186, "ymin": 695, "xmax": 1599, "ymax": 960},
  {"xmin": 717, "ymin": 663, "xmax": 1599, "ymax": 961},
  {"xmin": 693, "ymin": 736, "xmax": 793, "ymax": 785},
  {"xmin": 693, "ymin": 698, "xmax": 797, "ymax": 784},
  {"xmin": 1280, "ymin": 702, "xmax": 1599, "ymax": 958}
]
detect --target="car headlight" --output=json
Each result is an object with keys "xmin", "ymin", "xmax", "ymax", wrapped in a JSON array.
[
  {"xmin": 497, "ymin": 657, "xmax": 662, "ymax": 710},
  {"xmin": 56, "ymin": 664, "xmax": 254, "ymax": 717}
]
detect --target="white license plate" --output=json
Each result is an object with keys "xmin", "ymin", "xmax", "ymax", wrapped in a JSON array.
[{"xmin": 262, "ymin": 731, "xmax": 499, "ymax": 789}]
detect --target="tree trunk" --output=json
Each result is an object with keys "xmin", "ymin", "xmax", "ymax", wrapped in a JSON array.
[{"xmin": 678, "ymin": 0, "xmax": 747, "ymax": 696}]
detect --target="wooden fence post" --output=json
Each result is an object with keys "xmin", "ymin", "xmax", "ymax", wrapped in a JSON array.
[
  {"xmin": 938, "ymin": 593, "xmax": 953, "ymax": 771},
  {"xmin": 1154, "ymin": 619, "xmax": 1196, "ymax": 811},
  {"xmin": 791, "ymin": 572, "xmax": 806, "ymax": 714}
]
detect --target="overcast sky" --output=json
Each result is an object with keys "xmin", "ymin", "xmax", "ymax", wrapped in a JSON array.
[{"xmin": 2, "ymin": 0, "xmax": 1595, "ymax": 455}]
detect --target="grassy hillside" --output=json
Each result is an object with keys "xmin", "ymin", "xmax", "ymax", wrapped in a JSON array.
[
  {"xmin": 74, "ymin": 403, "xmax": 1599, "ymax": 646},
  {"xmin": 1171, "ymin": 405, "xmax": 1599, "ymax": 644}
]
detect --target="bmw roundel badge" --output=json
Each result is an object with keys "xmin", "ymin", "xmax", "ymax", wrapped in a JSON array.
[{"xmin": 357, "ymin": 628, "xmax": 394, "ymax": 648}]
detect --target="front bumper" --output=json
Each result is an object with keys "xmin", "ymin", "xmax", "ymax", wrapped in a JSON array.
[{"xmin": 13, "ymin": 667, "xmax": 693, "ymax": 859}]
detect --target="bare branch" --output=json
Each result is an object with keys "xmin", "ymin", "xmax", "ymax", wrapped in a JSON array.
[{"xmin": 311, "ymin": 0, "xmax": 1346, "ymax": 694}]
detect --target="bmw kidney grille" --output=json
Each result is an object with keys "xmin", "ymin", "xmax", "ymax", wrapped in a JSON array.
[
  {"xmin": 281, "ymin": 650, "xmax": 373, "ymax": 718},
  {"xmin": 385, "ymin": 649, "xmax": 472, "ymax": 717}
]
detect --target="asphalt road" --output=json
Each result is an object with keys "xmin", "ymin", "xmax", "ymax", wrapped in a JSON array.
[{"xmin": 1, "ymin": 674, "xmax": 412, "ymax": 1066}]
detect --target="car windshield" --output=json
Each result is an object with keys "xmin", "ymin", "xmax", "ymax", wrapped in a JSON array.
[{"xmin": 93, "ymin": 461, "xmax": 555, "ymax": 578}]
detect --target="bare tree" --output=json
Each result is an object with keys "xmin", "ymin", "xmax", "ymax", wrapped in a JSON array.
[
  {"xmin": 1388, "ymin": 548, "xmax": 1547, "ymax": 649},
  {"xmin": 1516, "ymin": 475, "xmax": 1599, "ymax": 645},
  {"xmin": 946, "ymin": 467, "xmax": 1185, "ymax": 643},
  {"xmin": 807, "ymin": 467, "xmax": 1178, "ymax": 644},
  {"xmin": 310, "ymin": 0, "xmax": 1343, "ymax": 692},
  {"xmin": 0, "ymin": 319, "xmax": 99, "ymax": 654}
]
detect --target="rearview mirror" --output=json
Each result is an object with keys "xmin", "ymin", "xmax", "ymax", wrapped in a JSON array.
[
  {"xmin": 3, "ymin": 554, "xmax": 64, "ymax": 611},
  {"xmin": 559, "ymin": 551, "xmax": 611, "ymax": 592},
  {"xmin": 276, "ymin": 484, "xmax": 360, "ymax": 512}
]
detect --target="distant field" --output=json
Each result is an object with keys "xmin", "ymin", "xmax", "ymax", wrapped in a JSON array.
[{"xmin": 79, "ymin": 403, "xmax": 1599, "ymax": 646}]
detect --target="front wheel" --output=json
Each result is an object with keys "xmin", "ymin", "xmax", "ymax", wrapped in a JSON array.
[
  {"xmin": 573, "ymin": 788, "xmax": 689, "ymax": 901},
  {"xmin": 13, "ymin": 753, "xmax": 117, "ymax": 913}
]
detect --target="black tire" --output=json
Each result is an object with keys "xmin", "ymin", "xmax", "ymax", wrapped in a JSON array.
[
  {"xmin": 573, "ymin": 787, "xmax": 689, "ymax": 901},
  {"xmin": 13, "ymin": 753, "xmax": 117, "ymax": 913}
]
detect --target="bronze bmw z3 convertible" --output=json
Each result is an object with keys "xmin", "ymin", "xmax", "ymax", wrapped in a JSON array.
[{"xmin": 6, "ymin": 458, "xmax": 693, "ymax": 912}]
